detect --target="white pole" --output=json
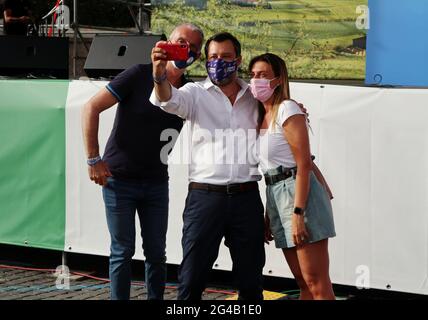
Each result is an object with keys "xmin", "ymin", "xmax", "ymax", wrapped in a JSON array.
[
  {"xmin": 73, "ymin": 0, "xmax": 78, "ymax": 78},
  {"xmin": 138, "ymin": 0, "xmax": 143, "ymax": 30}
]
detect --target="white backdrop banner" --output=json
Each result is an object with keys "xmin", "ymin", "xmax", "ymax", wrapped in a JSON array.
[{"xmin": 65, "ymin": 80, "xmax": 428, "ymax": 295}]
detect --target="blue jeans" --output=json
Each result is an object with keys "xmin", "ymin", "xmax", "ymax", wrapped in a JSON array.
[{"xmin": 102, "ymin": 177, "xmax": 169, "ymax": 300}]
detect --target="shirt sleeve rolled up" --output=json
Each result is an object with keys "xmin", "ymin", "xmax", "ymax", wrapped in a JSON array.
[{"xmin": 149, "ymin": 83, "xmax": 197, "ymax": 120}]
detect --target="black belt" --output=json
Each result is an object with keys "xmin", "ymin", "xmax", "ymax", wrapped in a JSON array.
[
  {"xmin": 189, "ymin": 181, "xmax": 258, "ymax": 195},
  {"xmin": 264, "ymin": 168, "xmax": 296, "ymax": 185}
]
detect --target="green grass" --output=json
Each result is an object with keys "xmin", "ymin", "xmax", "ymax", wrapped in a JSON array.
[{"xmin": 152, "ymin": 0, "xmax": 368, "ymax": 79}]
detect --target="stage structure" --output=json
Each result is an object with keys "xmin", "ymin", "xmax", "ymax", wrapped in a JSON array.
[
  {"xmin": 39, "ymin": 0, "xmax": 152, "ymax": 78},
  {"xmin": 1, "ymin": 79, "xmax": 428, "ymax": 296}
]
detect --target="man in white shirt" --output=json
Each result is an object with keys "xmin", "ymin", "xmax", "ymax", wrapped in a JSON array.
[{"xmin": 150, "ymin": 32, "xmax": 265, "ymax": 300}]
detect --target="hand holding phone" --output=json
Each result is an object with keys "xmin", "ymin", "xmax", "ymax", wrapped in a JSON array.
[{"xmin": 157, "ymin": 43, "xmax": 189, "ymax": 61}]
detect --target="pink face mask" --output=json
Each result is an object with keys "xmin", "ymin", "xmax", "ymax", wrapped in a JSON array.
[{"xmin": 249, "ymin": 78, "xmax": 278, "ymax": 102}]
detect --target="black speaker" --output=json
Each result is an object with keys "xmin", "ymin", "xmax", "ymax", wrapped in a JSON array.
[
  {"xmin": 0, "ymin": 36, "xmax": 69, "ymax": 79},
  {"xmin": 84, "ymin": 34, "xmax": 166, "ymax": 78}
]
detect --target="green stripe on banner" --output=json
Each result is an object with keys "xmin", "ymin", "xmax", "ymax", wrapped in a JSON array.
[{"xmin": 0, "ymin": 80, "xmax": 69, "ymax": 251}]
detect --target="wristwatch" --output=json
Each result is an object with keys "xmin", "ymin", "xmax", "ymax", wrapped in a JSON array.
[{"xmin": 293, "ymin": 207, "xmax": 304, "ymax": 215}]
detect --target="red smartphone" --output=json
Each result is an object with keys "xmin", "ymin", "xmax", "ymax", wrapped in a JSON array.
[{"xmin": 157, "ymin": 43, "xmax": 189, "ymax": 61}]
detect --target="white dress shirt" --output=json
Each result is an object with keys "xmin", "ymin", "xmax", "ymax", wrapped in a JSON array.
[{"xmin": 150, "ymin": 77, "xmax": 262, "ymax": 184}]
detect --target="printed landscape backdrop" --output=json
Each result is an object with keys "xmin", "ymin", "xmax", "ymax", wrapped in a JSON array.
[
  {"xmin": 23, "ymin": 0, "xmax": 368, "ymax": 79},
  {"xmin": 151, "ymin": 0, "xmax": 368, "ymax": 79}
]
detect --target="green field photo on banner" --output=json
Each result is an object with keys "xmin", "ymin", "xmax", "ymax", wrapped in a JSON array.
[{"xmin": 151, "ymin": 0, "xmax": 367, "ymax": 79}]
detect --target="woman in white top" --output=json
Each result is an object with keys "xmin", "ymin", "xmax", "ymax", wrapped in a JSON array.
[{"xmin": 249, "ymin": 53, "xmax": 336, "ymax": 300}]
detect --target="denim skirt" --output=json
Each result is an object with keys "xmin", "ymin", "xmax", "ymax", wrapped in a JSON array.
[{"xmin": 265, "ymin": 167, "xmax": 336, "ymax": 249}]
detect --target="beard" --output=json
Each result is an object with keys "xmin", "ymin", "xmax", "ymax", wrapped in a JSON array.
[{"xmin": 211, "ymin": 73, "xmax": 236, "ymax": 87}]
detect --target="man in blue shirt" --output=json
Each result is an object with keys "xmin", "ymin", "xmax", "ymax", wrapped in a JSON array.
[{"xmin": 81, "ymin": 23, "xmax": 204, "ymax": 300}]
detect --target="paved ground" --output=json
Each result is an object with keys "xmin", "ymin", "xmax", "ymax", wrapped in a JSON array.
[{"xmin": 0, "ymin": 266, "xmax": 241, "ymax": 300}]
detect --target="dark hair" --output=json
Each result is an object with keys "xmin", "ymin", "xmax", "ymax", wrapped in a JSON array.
[
  {"xmin": 248, "ymin": 53, "xmax": 291, "ymax": 130},
  {"xmin": 204, "ymin": 32, "xmax": 241, "ymax": 59}
]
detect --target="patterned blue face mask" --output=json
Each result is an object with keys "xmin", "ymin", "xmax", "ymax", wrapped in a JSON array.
[
  {"xmin": 172, "ymin": 50, "xmax": 198, "ymax": 69},
  {"xmin": 206, "ymin": 59, "xmax": 238, "ymax": 85}
]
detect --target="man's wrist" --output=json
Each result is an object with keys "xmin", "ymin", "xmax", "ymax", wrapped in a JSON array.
[
  {"xmin": 293, "ymin": 207, "xmax": 305, "ymax": 215},
  {"xmin": 153, "ymin": 72, "xmax": 167, "ymax": 84},
  {"xmin": 87, "ymin": 155, "xmax": 102, "ymax": 166}
]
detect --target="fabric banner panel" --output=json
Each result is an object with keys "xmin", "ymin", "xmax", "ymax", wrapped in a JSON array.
[
  {"xmin": 370, "ymin": 89, "xmax": 428, "ymax": 293},
  {"xmin": 2, "ymin": 78, "xmax": 427, "ymax": 295},
  {"xmin": 0, "ymin": 80, "xmax": 68, "ymax": 250},
  {"xmin": 63, "ymin": 80, "xmax": 428, "ymax": 295},
  {"xmin": 366, "ymin": 0, "xmax": 428, "ymax": 86},
  {"xmin": 316, "ymin": 85, "xmax": 428, "ymax": 294},
  {"xmin": 65, "ymin": 80, "xmax": 149, "ymax": 260},
  {"xmin": 64, "ymin": 80, "xmax": 119, "ymax": 257}
]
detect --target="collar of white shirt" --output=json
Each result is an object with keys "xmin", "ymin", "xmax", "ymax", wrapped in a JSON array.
[{"xmin": 201, "ymin": 77, "xmax": 250, "ymax": 94}]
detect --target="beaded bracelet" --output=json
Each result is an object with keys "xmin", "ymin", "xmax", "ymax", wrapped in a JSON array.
[
  {"xmin": 87, "ymin": 155, "xmax": 101, "ymax": 166},
  {"xmin": 153, "ymin": 72, "xmax": 167, "ymax": 84}
]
